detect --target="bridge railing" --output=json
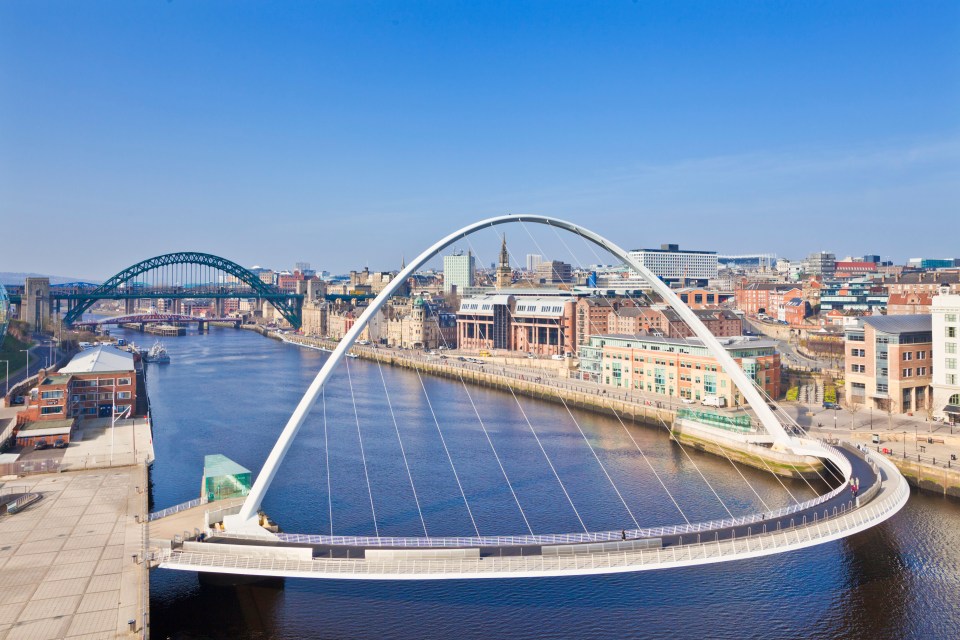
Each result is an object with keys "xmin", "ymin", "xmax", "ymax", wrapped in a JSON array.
[
  {"xmin": 212, "ymin": 438, "xmax": 857, "ymax": 549},
  {"xmin": 157, "ymin": 460, "xmax": 909, "ymax": 577},
  {"xmin": 148, "ymin": 497, "xmax": 207, "ymax": 522}
]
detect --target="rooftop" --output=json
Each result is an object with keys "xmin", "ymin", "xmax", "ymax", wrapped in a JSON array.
[
  {"xmin": 862, "ymin": 314, "xmax": 932, "ymax": 334},
  {"xmin": 60, "ymin": 345, "xmax": 135, "ymax": 374},
  {"xmin": 18, "ymin": 418, "xmax": 75, "ymax": 434},
  {"xmin": 596, "ymin": 333, "xmax": 779, "ymax": 350}
]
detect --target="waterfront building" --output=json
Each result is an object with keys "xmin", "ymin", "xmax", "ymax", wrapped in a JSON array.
[
  {"xmin": 575, "ymin": 297, "xmax": 638, "ymax": 347},
  {"xmin": 833, "ymin": 261, "xmax": 879, "ymax": 277},
  {"xmin": 844, "ymin": 315, "xmax": 932, "ymax": 414},
  {"xmin": 607, "ymin": 307, "xmax": 743, "ymax": 338},
  {"xmin": 301, "ymin": 299, "xmax": 328, "ymax": 337},
  {"xmin": 16, "ymin": 346, "xmax": 137, "ymax": 443},
  {"xmin": 443, "ymin": 250, "xmax": 476, "ymax": 294},
  {"xmin": 931, "ymin": 290, "xmax": 960, "ymax": 424},
  {"xmin": 627, "ymin": 244, "xmax": 718, "ymax": 286},
  {"xmin": 457, "ymin": 293, "xmax": 576, "ymax": 355},
  {"xmin": 386, "ymin": 297, "xmax": 457, "ymax": 350},
  {"xmin": 577, "ymin": 334, "xmax": 780, "ymax": 404},
  {"xmin": 526, "ymin": 254, "xmax": 544, "ymax": 272}
]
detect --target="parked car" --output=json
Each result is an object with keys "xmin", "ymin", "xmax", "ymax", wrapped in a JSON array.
[
  {"xmin": 53, "ymin": 439, "xmax": 68, "ymax": 449},
  {"xmin": 682, "ymin": 398, "xmax": 696, "ymax": 404},
  {"xmin": 11, "ymin": 396, "xmax": 25, "ymax": 405},
  {"xmin": 823, "ymin": 402, "xmax": 841, "ymax": 410},
  {"xmin": 34, "ymin": 441, "xmax": 51, "ymax": 451}
]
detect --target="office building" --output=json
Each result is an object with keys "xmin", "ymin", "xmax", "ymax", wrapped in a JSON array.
[
  {"xmin": 443, "ymin": 250, "xmax": 476, "ymax": 294},
  {"xmin": 627, "ymin": 244, "xmax": 718, "ymax": 285},
  {"xmin": 932, "ymin": 290, "xmax": 960, "ymax": 424}
]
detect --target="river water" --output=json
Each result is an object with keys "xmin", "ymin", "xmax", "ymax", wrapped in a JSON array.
[{"xmin": 129, "ymin": 326, "xmax": 960, "ymax": 639}]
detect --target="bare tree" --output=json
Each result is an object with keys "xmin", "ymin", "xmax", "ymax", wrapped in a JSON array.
[{"xmin": 848, "ymin": 400, "xmax": 862, "ymax": 431}]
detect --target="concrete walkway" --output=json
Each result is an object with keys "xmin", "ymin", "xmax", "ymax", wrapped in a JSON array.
[{"xmin": 0, "ymin": 466, "xmax": 148, "ymax": 640}]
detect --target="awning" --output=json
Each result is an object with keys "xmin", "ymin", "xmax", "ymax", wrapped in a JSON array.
[{"xmin": 944, "ymin": 404, "xmax": 960, "ymax": 415}]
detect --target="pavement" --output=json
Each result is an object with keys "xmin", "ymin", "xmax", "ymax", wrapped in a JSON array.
[{"xmin": 0, "ymin": 465, "xmax": 147, "ymax": 639}]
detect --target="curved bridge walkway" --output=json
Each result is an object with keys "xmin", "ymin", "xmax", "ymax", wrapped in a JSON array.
[{"xmin": 153, "ymin": 442, "xmax": 909, "ymax": 580}]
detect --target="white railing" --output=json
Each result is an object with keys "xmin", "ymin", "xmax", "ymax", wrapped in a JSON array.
[
  {"xmin": 148, "ymin": 496, "xmax": 207, "ymax": 522},
  {"xmin": 158, "ymin": 462, "xmax": 908, "ymax": 579},
  {"xmin": 212, "ymin": 439, "xmax": 856, "ymax": 550}
]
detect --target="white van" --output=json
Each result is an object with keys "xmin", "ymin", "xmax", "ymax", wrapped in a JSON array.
[{"xmin": 701, "ymin": 395, "xmax": 727, "ymax": 408}]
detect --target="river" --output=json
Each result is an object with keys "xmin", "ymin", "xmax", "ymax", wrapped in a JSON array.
[{"xmin": 126, "ymin": 326, "xmax": 959, "ymax": 639}]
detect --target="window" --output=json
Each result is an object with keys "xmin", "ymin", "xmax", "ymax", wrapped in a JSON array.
[
  {"xmin": 948, "ymin": 374, "xmax": 957, "ymax": 386},
  {"xmin": 41, "ymin": 406, "xmax": 63, "ymax": 415},
  {"xmin": 880, "ymin": 368, "xmax": 888, "ymax": 377},
  {"xmin": 117, "ymin": 391, "xmax": 131, "ymax": 400},
  {"xmin": 947, "ymin": 314, "xmax": 957, "ymax": 323},
  {"xmin": 902, "ymin": 352, "xmax": 913, "ymax": 361},
  {"xmin": 916, "ymin": 351, "xmax": 926, "ymax": 360},
  {"xmin": 947, "ymin": 342, "xmax": 957, "ymax": 354},
  {"xmin": 850, "ymin": 364, "xmax": 866, "ymax": 373},
  {"xmin": 41, "ymin": 390, "xmax": 63, "ymax": 400},
  {"xmin": 951, "ymin": 393, "xmax": 960, "ymax": 404},
  {"xmin": 917, "ymin": 367, "xmax": 927, "ymax": 376},
  {"xmin": 118, "ymin": 378, "xmax": 132, "ymax": 386},
  {"xmin": 948, "ymin": 327, "xmax": 957, "ymax": 338},
  {"xmin": 947, "ymin": 358, "xmax": 957, "ymax": 371},
  {"xmin": 851, "ymin": 348, "xmax": 865, "ymax": 357},
  {"xmin": 877, "ymin": 383, "xmax": 888, "ymax": 393},
  {"xmin": 902, "ymin": 368, "xmax": 912, "ymax": 377}
]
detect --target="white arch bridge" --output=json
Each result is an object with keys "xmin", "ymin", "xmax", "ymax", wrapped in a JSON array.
[{"xmin": 151, "ymin": 215, "xmax": 909, "ymax": 580}]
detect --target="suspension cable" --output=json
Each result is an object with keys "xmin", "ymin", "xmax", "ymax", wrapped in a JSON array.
[
  {"xmin": 523, "ymin": 220, "xmax": 746, "ymax": 518},
  {"xmin": 345, "ymin": 356, "xmax": 380, "ymax": 537},
  {"xmin": 376, "ymin": 358, "xmax": 429, "ymax": 537},
  {"xmin": 414, "ymin": 367, "xmax": 481, "ymax": 536},
  {"xmin": 322, "ymin": 387, "xmax": 333, "ymax": 536}
]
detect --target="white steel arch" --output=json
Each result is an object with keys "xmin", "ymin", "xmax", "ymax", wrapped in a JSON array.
[{"xmin": 230, "ymin": 214, "xmax": 794, "ymax": 528}]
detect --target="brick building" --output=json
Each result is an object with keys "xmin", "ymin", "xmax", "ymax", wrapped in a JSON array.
[{"xmin": 844, "ymin": 315, "xmax": 932, "ymax": 413}]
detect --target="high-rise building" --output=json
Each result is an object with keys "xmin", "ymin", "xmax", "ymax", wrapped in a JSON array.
[
  {"xmin": 526, "ymin": 254, "xmax": 543, "ymax": 272},
  {"xmin": 627, "ymin": 244, "xmax": 717, "ymax": 285},
  {"xmin": 932, "ymin": 289, "xmax": 960, "ymax": 423},
  {"xmin": 443, "ymin": 250, "xmax": 476, "ymax": 294},
  {"xmin": 803, "ymin": 251, "xmax": 836, "ymax": 277}
]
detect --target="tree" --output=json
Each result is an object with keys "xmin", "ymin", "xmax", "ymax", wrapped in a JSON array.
[{"xmin": 848, "ymin": 401, "xmax": 862, "ymax": 431}]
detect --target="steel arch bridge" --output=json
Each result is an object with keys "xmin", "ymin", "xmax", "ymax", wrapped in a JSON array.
[
  {"xmin": 61, "ymin": 252, "xmax": 303, "ymax": 328},
  {"xmin": 147, "ymin": 214, "xmax": 911, "ymax": 580}
]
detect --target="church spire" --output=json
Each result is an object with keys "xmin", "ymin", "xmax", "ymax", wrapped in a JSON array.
[{"xmin": 496, "ymin": 233, "xmax": 512, "ymax": 289}]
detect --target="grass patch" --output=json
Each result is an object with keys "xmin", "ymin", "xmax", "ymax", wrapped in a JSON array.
[
  {"xmin": 824, "ymin": 385, "xmax": 838, "ymax": 403},
  {"xmin": 0, "ymin": 332, "xmax": 34, "ymax": 375}
]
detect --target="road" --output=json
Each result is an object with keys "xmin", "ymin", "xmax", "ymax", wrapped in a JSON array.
[{"xmin": 3, "ymin": 334, "xmax": 65, "ymax": 398}]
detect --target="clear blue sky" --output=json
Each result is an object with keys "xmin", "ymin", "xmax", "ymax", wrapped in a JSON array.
[{"xmin": 1, "ymin": 1, "xmax": 958, "ymax": 279}]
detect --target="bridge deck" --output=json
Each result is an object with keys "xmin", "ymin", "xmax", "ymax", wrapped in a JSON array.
[{"xmin": 152, "ymin": 443, "xmax": 908, "ymax": 579}]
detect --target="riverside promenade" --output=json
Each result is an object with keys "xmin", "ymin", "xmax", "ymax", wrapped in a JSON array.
[{"xmin": 0, "ymin": 406, "xmax": 153, "ymax": 639}]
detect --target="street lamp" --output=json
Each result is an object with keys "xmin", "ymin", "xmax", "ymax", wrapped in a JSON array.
[
  {"xmin": 20, "ymin": 349, "xmax": 29, "ymax": 379},
  {"xmin": 902, "ymin": 430, "xmax": 906, "ymax": 458}
]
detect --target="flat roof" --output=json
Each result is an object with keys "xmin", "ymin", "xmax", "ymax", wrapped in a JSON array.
[
  {"xmin": 596, "ymin": 334, "xmax": 779, "ymax": 350},
  {"xmin": 18, "ymin": 419, "xmax": 74, "ymax": 436},
  {"xmin": 60, "ymin": 345, "xmax": 135, "ymax": 374},
  {"xmin": 862, "ymin": 315, "xmax": 932, "ymax": 334}
]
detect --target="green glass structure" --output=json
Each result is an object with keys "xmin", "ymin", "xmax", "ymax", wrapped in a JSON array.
[{"xmin": 201, "ymin": 454, "xmax": 252, "ymax": 502}]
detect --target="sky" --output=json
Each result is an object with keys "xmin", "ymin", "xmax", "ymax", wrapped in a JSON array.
[{"xmin": 1, "ymin": 1, "xmax": 958, "ymax": 280}]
